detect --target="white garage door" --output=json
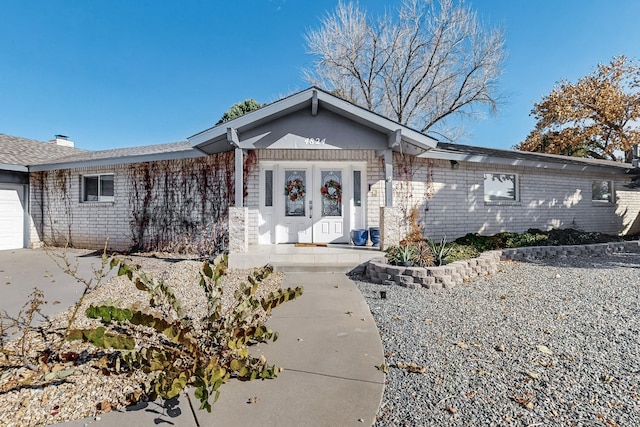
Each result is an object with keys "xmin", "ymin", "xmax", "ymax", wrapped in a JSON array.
[{"xmin": 0, "ymin": 186, "xmax": 25, "ymax": 250}]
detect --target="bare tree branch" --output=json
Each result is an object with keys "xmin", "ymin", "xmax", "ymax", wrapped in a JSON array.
[{"xmin": 304, "ymin": 0, "xmax": 506, "ymax": 140}]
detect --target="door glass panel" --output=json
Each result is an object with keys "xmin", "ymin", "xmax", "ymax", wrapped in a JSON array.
[
  {"xmin": 284, "ymin": 170, "xmax": 306, "ymax": 217},
  {"xmin": 321, "ymin": 170, "xmax": 342, "ymax": 217},
  {"xmin": 353, "ymin": 170, "xmax": 361, "ymax": 207},
  {"xmin": 265, "ymin": 170, "xmax": 273, "ymax": 207}
]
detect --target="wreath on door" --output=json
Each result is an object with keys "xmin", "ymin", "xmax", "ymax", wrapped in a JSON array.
[
  {"xmin": 285, "ymin": 178, "xmax": 306, "ymax": 201},
  {"xmin": 321, "ymin": 179, "xmax": 342, "ymax": 203}
]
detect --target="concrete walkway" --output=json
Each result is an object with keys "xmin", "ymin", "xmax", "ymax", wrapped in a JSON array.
[{"xmin": 205, "ymin": 271, "xmax": 385, "ymax": 426}]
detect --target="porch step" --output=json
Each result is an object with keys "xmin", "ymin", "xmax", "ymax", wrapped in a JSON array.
[
  {"xmin": 228, "ymin": 244, "xmax": 384, "ymax": 271},
  {"xmin": 272, "ymin": 263, "xmax": 358, "ymax": 273}
]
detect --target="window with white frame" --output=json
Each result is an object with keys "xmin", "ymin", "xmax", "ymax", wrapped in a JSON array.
[
  {"xmin": 592, "ymin": 180, "xmax": 614, "ymax": 204},
  {"xmin": 484, "ymin": 173, "xmax": 519, "ymax": 203},
  {"xmin": 83, "ymin": 174, "xmax": 114, "ymax": 202}
]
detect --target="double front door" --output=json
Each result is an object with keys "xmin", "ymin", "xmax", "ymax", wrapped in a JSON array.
[
  {"xmin": 281, "ymin": 165, "xmax": 346, "ymax": 243},
  {"xmin": 259, "ymin": 161, "xmax": 366, "ymax": 245}
]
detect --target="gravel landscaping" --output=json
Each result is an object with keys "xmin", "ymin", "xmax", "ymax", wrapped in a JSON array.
[{"xmin": 355, "ymin": 252, "xmax": 640, "ymax": 426}]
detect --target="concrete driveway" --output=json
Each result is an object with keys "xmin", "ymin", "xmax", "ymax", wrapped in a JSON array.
[{"xmin": 0, "ymin": 248, "xmax": 110, "ymax": 326}]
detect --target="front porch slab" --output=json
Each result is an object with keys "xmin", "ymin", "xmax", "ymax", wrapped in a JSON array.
[{"xmin": 229, "ymin": 243, "xmax": 382, "ymax": 271}]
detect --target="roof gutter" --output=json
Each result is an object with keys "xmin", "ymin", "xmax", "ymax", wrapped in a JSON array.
[
  {"xmin": 0, "ymin": 163, "xmax": 28, "ymax": 173},
  {"xmin": 28, "ymin": 149, "xmax": 205, "ymax": 172},
  {"xmin": 421, "ymin": 150, "xmax": 629, "ymax": 174}
]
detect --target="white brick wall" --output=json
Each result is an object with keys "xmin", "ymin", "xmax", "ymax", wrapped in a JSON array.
[
  {"xmin": 247, "ymin": 149, "xmax": 639, "ymax": 245},
  {"xmin": 617, "ymin": 183, "xmax": 640, "ymax": 235},
  {"xmin": 29, "ymin": 153, "xmax": 235, "ymax": 252},
  {"xmin": 30, "ymin": 167, "xmax": 132, "ymax": 250},
  {"xmin": 30, "ymin": 148, "xmax": 638, "ymax": 252},
  {"xmin": 245, "ymin": 154, "xmax": 260, "ymax": 245},
  {"xmin": 391, "ymin": 156, "xmax": 640, "ymax": 241}
]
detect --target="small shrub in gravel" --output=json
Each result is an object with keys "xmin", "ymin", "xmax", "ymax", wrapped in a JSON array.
[{"xmin": 448, "ymin": 228, "xmax": 640, "ymax": 262}]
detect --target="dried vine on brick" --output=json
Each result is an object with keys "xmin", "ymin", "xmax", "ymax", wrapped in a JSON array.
[
  {"xmin": 127, "ymin": 153, "xmax": 235, "ymax": 254},
  {"xmin": 31, "ymin": 170, "xmax": 74, "ymax": 247},
  {"xmin": 243, "ymin": 150, "xmax": 257, "ymax": 200}
]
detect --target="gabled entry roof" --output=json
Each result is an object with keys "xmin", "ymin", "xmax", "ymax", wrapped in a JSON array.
[{"xmin": 188, "ymin": 87, "xmax": 439, "ymax": 155}]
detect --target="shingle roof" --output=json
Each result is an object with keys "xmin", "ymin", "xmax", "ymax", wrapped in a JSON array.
[
  {"xmin": 1, "ymin": 133, "xmax": 203, "ymax": 171},
  {"xmin": 34, "ymin": 141, "xmax": 195, "ymax": 165},
  {"xmin": 0, "ymin": 134, "xmax": 85, "ymax": 166}
]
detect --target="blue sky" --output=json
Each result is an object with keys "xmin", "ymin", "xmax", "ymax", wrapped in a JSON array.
[{"xmin": 2, "ymin": 0, "xmax": 639, "ymax": 151}]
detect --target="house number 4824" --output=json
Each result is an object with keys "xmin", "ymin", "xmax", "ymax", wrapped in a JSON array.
[{"xmin": 304, "ymin": 137, "xmax": 326, "ymax": 145}]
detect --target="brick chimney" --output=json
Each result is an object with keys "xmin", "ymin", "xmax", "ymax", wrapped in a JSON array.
[{"xmin": 49, "ymin": 134, "xmax": 75, "ymax": 148}]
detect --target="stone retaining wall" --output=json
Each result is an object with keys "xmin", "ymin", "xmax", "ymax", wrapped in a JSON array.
[
  {"xmin": 363, "ymin": 240, "xmax": 640, "ymax": 290},
  {"xmin": 501, "ymin": 240, "xmax": 640, "ymax": 261},
  {"xmin": 364, "ymin": 250, "xmax": 503, "ymax": 290}
]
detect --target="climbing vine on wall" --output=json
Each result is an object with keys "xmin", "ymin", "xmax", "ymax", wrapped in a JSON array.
[
  {"xmin": 243, "ymin": 150, "xmax": 257, "ymax": 200},
  {"xmin": 30, "ymin": 170, "xmax": 74, "ymax": 247},
  {"xmin": 31, "ymin": 150, "xmax": 254, "ymax": 255},
  {"xmin": 54, "ymin": 169, "xmax": 73, "ymax": 245},
  {"xmin": 394, "ymin": 153, "xmax": 435, "ymax": 240},
  {"xmin": 394, "ymin": 153, "xmax": 418, "ymax": 227},
  {"xmin": 425, "ymin": 159, "xmax": 435, "ymax": 200},
  {"xmin": 127, "ymin": 152, "xmax": 237, "ymax": 255},
  {"xmin": 31, "ymin": 171, "xmax": 47, "ymax": 240}
]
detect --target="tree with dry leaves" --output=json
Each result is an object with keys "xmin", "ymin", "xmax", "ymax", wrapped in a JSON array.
[
  {"xmin": 516, "ymin": 56, "xmax": 640, "ymax": 161},
  {"xmin": 304, "ymin": 0, "xmax": 506, "ymax": 141}
]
